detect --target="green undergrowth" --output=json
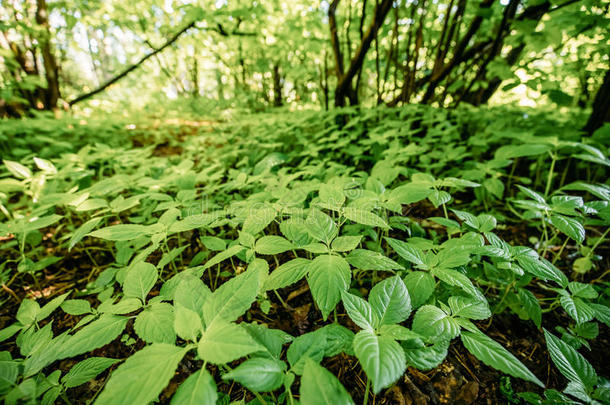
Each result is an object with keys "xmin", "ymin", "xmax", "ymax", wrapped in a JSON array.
[{"xmin": 0, "ymin": 105, "xmax": 609, "ymax": 404}]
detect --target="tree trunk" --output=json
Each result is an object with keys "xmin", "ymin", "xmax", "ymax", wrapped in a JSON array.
[
  {"xmin": 35, "ymin": 0, "xmax": 61, "ymax": 110},
  {"xmin": 272, "ymin": 63, "xmax": 283, "ymax": 106},
  {"xmin": 583, "ymin": 68, "xmax": 610, "ymax": 135}
]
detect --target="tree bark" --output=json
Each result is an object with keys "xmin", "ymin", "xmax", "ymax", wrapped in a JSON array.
[
  {"xmin": 35, "ymin": 0, "xmax": 61, "ymax": 110},
  {"xmin": 333, "ymin": 0, "xmax": 393, "ymax": 107},
  {"xmin": 583, "ymin": 68, "xmax": 610, "ymax": 135}
]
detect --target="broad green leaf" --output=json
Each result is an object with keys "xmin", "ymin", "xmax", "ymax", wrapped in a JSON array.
[
  {"xmin": 202, "ymin": 261, "xmax": 260, "ymax": 326},
  {"xmin": 201, "ymin": 236, "xmax": 226, "ymax": 251},
  {"xmin": 4, "ymin": 160, "xmax": 32, "ymax": 178},
  {"xmin": 265, "ymin": 258, "xmax": 310, "ymax": 290},
  {"xmin": 134, "ymin": 302, "xmax": 176, "ymax": 344},
  {"xmin": 331, "ymin": 235, "xmax": 362, "ymax": 252},
  {"xmin": 461, "ymin": 331, "xmax": 543, "ymax": 387},
  {"xmin": 61, "ymin": 300, "xmax": 91, "ymax": 315},
  {"xmin": 173, "ymin": 275, "xmax": 211, "ymax": 316},
  {"xmin": 369, "ymin": 275, "xmax": 411, "ymax": 325},
  {"xmin": 412, "ymin": 305, "xmax": 460, "ymax": 340},
  {"xmin": 341, "ymin": 292, "xmax": 377, "ymax": 330},
  {"xmin": 403, "ymin": 339, "xmax": 450, "ymax": 370},
  {"xmin": 243, "ymin": 207, "xmax": 276, "ymax": 235},
  {"xmin": 36, "ymin": 292, "xmax": 70, "ymax": 321},
  {"xmin": 517, "ymin": 288, "xmax": 542, "ymax": 328},
  {"xmin": 173, "ymin": 304, "xmax": 202, "ymax": 341},
  {"xmin": 222, "ymin": 357, "xmax": 286, "ymax": 392},
  {"xmin": 170, "ymin": 368, "xmax": 217, "ymax": 405},
  {"xmin": 307, "ymin": 255, "xmax": 351, "ymax": 320},
  {"xmin": 197, "ymin": 322, "xmax": 263, "ymax": 364},
  {"xmin": 568, "ymin": 282, "xmax": 598, "ymax": 299},
  {"xmin": 515, "ymin": 253, "xmax": 567, "ymax": 286},
  {"xmin": 203, "ymin": 244, "xmax": 245, "ymax": 269},
  {"xmin": 255, "ymin": 235, "xmax": 294, "ymax": 255},
  {"xmin": 62, "ymin": 357, "xmax": 119, "ymax": 388},
  {"xmin": 544, "ymin": 329, "xmax": 597, "ymax": 389},
  {"xmin": 88, "ymin": 224, "xmax": 150, "ymax": 241},
  {"xmin": 448, "ymin": 296, "xmax": 490, "ymax": 320},
  {"xmin": 16, "ymin": 299, "xmax": 40, "ymax": 325},
  {"xmin": 60, "ymin": 315, "xmax": 128, "ymax": 359},
  {"xmin": 69, "ymin": 217, "xmax": 103, "ymax": 250},
  {"xmin": 432, "ymin": 267, "xmax": 485, "ymax": 301},
  {"xmin": 550, "ymin": 215, "xmax": 585, "ymax": 243},
  {"xmin": 403, "ymin": 271, "xmax": 435, "ymax": 308},
  {"xmin": 353, "ymin": 329, "xmax": 406, "ymax": 394},
  {"xmin": 560, "ymin": 296, "xmax": 595, "ymax": 324},
  {"xmin": 387, "ymin": 184, "xmax": 431, "ymax": 205},
  {"xmin": 0, "ymin": 324, "xmax": 22, "ymax": 343},
  {"xmin": 305, "ymin": 209, "xmax": 337, "ymax": 244},
  {"xmin": 123, "ymin": 262, "xmax": 158, "ymax": 302},
  {"xmin": 95, "ymin": 344, "xmax": 187, "ymax": 405},
  {"xmin": 385, "ymin": 237, "xmax": 425, "ymax": 267},
  {"xmin": 343, "ymin": 208, "xmax": 389, "ymax": 229},
  {"xmin": 300, "ymin": 359, "xmax": 354, "ymax": 405},
  {"xmin": 346, "ymin": 249, "xmax": 403, "ymax": 271},
  {"xmin": 287, "ymin": 329, "xmax": 328, "ymax": 375}
]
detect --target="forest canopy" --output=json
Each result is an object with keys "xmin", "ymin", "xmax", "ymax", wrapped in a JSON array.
[{"xmin": 0, "ymin": 0, "xmax": 608, "ymax": 124}]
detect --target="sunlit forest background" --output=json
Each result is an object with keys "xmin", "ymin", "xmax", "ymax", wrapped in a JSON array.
[{"xmin": 0, "ymin": 1, "xmax": 609, "ymax": 404}]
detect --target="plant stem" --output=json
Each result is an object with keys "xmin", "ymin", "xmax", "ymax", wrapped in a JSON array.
[
  {"xmin": 363, "ymin": 377, "xmax": 371, "ymax": 405},
  {"xmin": 544, "ymin": 152, "xmax": 556, "ymax": 198}
]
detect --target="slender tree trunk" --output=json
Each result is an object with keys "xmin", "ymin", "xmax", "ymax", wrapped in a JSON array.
[
  {"xmin": 272, "ymin": 63, "xmax": 283, "ymax": 107},
  {"xmin": 35, "ymin": 0, "xmax": 60, "ymax": 110},
  {"xmin": 584, "ymin": 68, "xmax": 610, "ymax": 135}
]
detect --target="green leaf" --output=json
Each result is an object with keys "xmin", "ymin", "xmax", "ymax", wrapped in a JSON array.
[
  {"xmin": 95, "ymin": 344, "xmax": 187, "ymax": 405},
  {"xmin": 170, "ymin": 368, "xmax": 217, "ymax": 405},
  {"xmin": 60, "ymin": 315, "xmax": 128, "ymax": 359},
  {"xmin": 432, "ymin": 267, "xmax": 485, "ymax": 301},
  {"xmin": 403, "ymin": 339, "xmax": 449, "ymax": 371},
  {"xmin": 37, "ymin": 292, "xmax": 70, "ymax": 321},
  {"xmin": 287, "ymin": 329, "xmax": 327, "ymax": 375},
  {"xmin": 255, "ymin": 235, "xmax": 295, "ymax": 255},
  {"xmin": 403, "ymin": 272, "xmax": 435, "ymax": 308},
  {"xmin": 343, "ymin": 208, "xmax": 389, "ymax": 229},
  {"xmin": 341, "ymin": 292, "xmax": 377, "ymax": 330},
  {"xmin": 203, "ymin": 244, "xmax": 245, "ymax": 269},
  {"xmin": 200, "ymin": 236, "xmax": 226, "ymax": 251},
  {"xmin": 550, "ymin": 215, "xmax": 585, "ymax": 244},
  {"xmin": 412, "ymin": 305, "xmax": 460, "ymax": 340},
  {"xmin": 243, "ymin": 207, "xmax": 276, "ymax": 235},
  {"xmin": 197, "ymin": 322, "xmax": 263, "ymax": 364},
  {"xmin": 305, "ymin": 209, "xmax": 337, "ymax": 244},
  {"xmin": 385, "ymin": 237, "xmax": 425, "ymax": 267},
  {"xmin": 461, "ymin": 331, "xmax": 543, "ymax": 387},
  {"xmin": 307, "ymin": 255, "xmax": 351, "ymax": 320},
  {"xmin": 369, "ymin": 275, "xmax": 411, "ymax": 325},
  {"xmin": 203, "ymin": 261, "xmax": 260, "ymax": 326},
  {"xmin": 448, "ymin": 296, "xmax": 490, "ymax": 320},
  {"xmin": 243, "ymin": 323, "xmax": 293, "ymax": 359},
  {"xmin": 517, "ymin": 288, "xmax": 542, "ymax": 328},
  {"xmin": 544, "ymin": 329, "xmax": 597, "ymax": 389},
  {"xmin": 16, "ymin": 299, "xmax": 40, "ymax": 325},
  {"xmin": 353, "ymin": 329, "xmax": 406, "ymax": 394},
  {"xmin": 331, "ymin": 235, "xmax": 362, "ymax": 252},
  {"xmin": 123, "ymin": 262, "xmax": 158, "ymax": 302},
  {"xmin": 62, "ymin": 357, "xmax": 119, "ymax": 388},
  {"xmin": 134, "ymin": 302, "xmax": 176, "ymax": 344},
  {"xmin": 560, "ymin": 296, "xmax": 595, "ymax": 324},
  {"xmin": 265, "ymin": 258, "xmax": 311, "ymax": 290},
  {"xmin": 174, "ymin": 275, "xmax": 211, "ymax": 316},
  {"xmin": 346, "ymin": 249, "xmax": 403, "ymax": 271},
  {"xmin": 4, "ymin": 160, "xmax": 32, "ymax": 178},
  {"xmin": 88, "ymin": 224, "xmax": 151, "ymax": 241},
  {"xmin": 173, "ymin": 304, "xmax": 202, "ymax": 341},
  {"xmin": 0, "ymin": 324, "xmax": 23, "ymax": 343},
  {"xmin": 69, "ymin": 217, "xmax": 103, "ymax": 250},
  {"xmin": 515, "ymin": 252, "xmax": 567, "ymax": 286},
  {"xmin": 222, "ymin": 357, "xmax": 286, "ymax": 392},
  {"xmin": 61, "ymin": 299, "xmax": 92, "ymax": 315},
  {"xmin": 300, "ymin": 359, "xmax": 355, "ymax": 405}
]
